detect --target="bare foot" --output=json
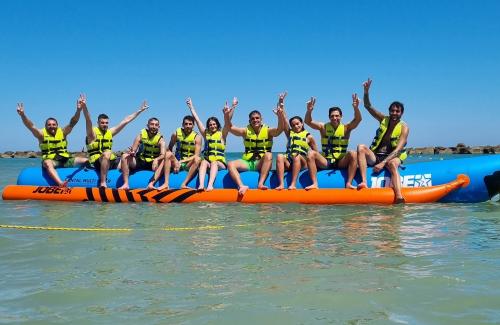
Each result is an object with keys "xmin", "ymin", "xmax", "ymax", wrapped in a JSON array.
[
  {"xmin": 288, "ymin": 185, "xmax": 296, "ymax": 190},
  {"xmin": 118, "ymin": 184, "xmax": 129, "ymax": 190},
  {"xmin": 357, "ymin": 182, "xmax": 367, "ymax": 190},
  {"xmin": 146, "ymin": 183, "xmax": 155, "ymax": 190},
  {"xmin": 394, "ymin": 197, "xmax": 406, "ymax": 204},
  {"xmin": 157, "ymin": 184, "xmax": 169, "ymax": 191},
  {"xmin": 206, "ymin": 185, "xmax": 214, "ymax": 192},
  {"xmin": 197, "ymin": 185, "xmax": 205, "ymax": 192},
  {"xmin": 345, "ymin": 183, "xmax": 356, "ymax": 189},
  {"xmin": 305, "ymin": 184, "xmax": 318, "ymax": 190},
  {"xmin": 99, "ymin": 183, "xmax": 107, "ymax": 189},
  {"xmin": 181, "ymin": 185, "xmax": 192, "ymax": 189},
  {"xmin": 238, "ymin": 185, "xmax": 249, "ymax": 195},
  {"xmin": 275, "ymin": 184, "xmax": 284, "ymax": 191},
  {"xmin": 257, "ymin": 184, "xmax": 268, "ymax": 190},
  {"xmin": 59, "ymin": 180, "xmax": 69, "ymax": 188}
]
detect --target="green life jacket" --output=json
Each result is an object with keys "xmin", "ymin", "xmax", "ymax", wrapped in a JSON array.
[
  {"xmin": 139, "ymin": 129, "xmax": 163, "ymax": 162},
  {"xmin": 204, "ymin": 130, "xmax": 226, "ymax": 163},
  {"xmin": 321, "ymin": 123, "xmax": 348, "ymax": 161},
  {"xmin": 175, "ymin": 127, "xmax": 198, "ymax": 160},
  {"xmin": 87, "ymin": 127, "xmax": 116, "ymax": 163},
  {"xmin": 370, "ymin": 117, "xmax": 408, "ymax": 161},
  {"xmin": 242, "ymin": 124, "xmax": 273, "ymax": 161},
  {"xmin": 40, "ymin": 127, "xmax": 70, "ymax": 160}
]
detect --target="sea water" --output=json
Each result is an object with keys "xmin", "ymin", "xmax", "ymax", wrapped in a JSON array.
[{"xmin": 1, "ymin": 156, "xmax": 499, "ymax": 324}]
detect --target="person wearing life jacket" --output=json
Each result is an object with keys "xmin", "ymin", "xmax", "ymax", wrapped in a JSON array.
[
  {"xmin": 225, "ymin": 92, "xmax": 285, "ymax": 195},
  {"xmin": 83, "ymin": 99, "xmax": 149, "ymax": 188},
  {"xmin": 275, "ymin": 110, "xmax": 318, "ymax": 190},
  {"xmin": 118, "ymin": 117, "xmax": 166, "ymax": 190},
  {"xmin": 157, "ymin": 115, "xmax": 202, "ymax": 190},
  {"xmin": 16, "ymin": 95, "xmax": 89, "ymax": 187},
  {"xmin": 357, "ymin": 78, "xmax": 409, "ymax": 204},
  {"xmin": 304, "ymin": 93, "xmax": 362, "ymax": 190},
  {"xmin": 186, "ymin": 97, "xmax": 235, "ymax": 191}
]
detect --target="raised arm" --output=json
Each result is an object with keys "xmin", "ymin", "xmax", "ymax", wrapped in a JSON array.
[
  {"xmin": 110, "ymin": 100, "xmax": 149, "ymax": 136},
  {"xmin": 268, "ymin": 91, "xmax": 287, "ymax": 137},
  {"xmin": 223, "ymin": 99, "xmax": 246, "ymax": 137},
  {"xmin": 304, "ymin": 97, "xmax": 324, "ymax": 131},
  {"xmin": 221, "ymin": 100, "xmax": 233, "ymax": 140},
  {"xmin": 62, "ymin": 94, "xmax": 85, "ymax": 136},
  {"xmin": 17, "ymin": 103, "xmax": 43, "ymax": 141},
  {"xmin": 186, "ymin": 97, "xmax": 206, "ymax": 137},
  {"xmin": 344, "ymin": 93, "xmax": 362, "ymax": 132},
  {"xmin": 363, "ymin": 78, "xmax": 384, "ymax": 122},
  {"xmin": 82, "ymin": 100, "xmax": 95, "ymax": 143}
]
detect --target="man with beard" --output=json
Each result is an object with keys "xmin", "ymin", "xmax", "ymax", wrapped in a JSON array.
[
  {"xmin": 357, "ymin": 78, "xmax": 410, "ymax": 204},
  {"xmin": 157, "ymin": 115, "xmax": 202, "ymax": 190},
  {"xmin": 16, "ymin": 95, "xmax": 88, "ymax": 187},
  {"xmin": 83, "ymin": 97, "xmax": 148, "ymax": 188},
  {"xmin": 118, "ymin": 117, "xmax": 166, "ymax": 190}
]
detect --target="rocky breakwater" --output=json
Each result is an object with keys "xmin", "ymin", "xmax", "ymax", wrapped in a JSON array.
[{"xmin": 408, "ymin": 143, "xmax": 499, "ymax": 155}]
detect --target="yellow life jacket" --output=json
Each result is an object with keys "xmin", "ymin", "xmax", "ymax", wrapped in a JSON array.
[
  {"xmin": 139, "ymin": 129, "xmax": 163, "ymax": 162},
  {"xmin": 204, "ymin": 131, "xmax": 226, "ymax": 163},
  {"xmin": 87, "ymin": 127, "xmax": 116, "ymax": 163},
  {"xmin": 370, "ymin": 117, "xmax": 408, "ymax": 161},
  {"xmin": 175, "ymin": 127, "xmax": 198, "ymax": 160},
  {"xmin": 321, "ymin": 123, "xmax": 348, "ymax": 161},
  {"xmin": 286, "ymin": 130, "xmax": 310, "ymax": 158},
  {"xmin": 39, "ymin": 127, "xmax": 70, "ymax": 160},
  {"xmin": 242, "ymin": 124, "xmax": 273, "ymax": 161}
]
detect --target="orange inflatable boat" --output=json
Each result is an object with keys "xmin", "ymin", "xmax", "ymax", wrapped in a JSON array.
[{"xmin": 2, "ymin": 174, "xmax": 469, "ymax": 204}]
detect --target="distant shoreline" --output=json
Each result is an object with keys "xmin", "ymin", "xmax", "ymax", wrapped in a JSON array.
[{"xmin": 1, "ymin": 144, "xmax": 498, "ymax": 158}]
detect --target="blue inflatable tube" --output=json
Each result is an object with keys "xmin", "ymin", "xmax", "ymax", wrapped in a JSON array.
[{"xmin": 16, "ymin": 155, "xmax": 500, "ymax": 203}]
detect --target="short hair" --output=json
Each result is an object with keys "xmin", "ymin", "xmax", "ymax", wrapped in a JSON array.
[
  {"xmin": 389, "ymin": 101, "xmax": 405, "ymax": 113},
  {"xmin": 328, "ymin": 107, "xmax": 343, "ymax": 117},
  {"xmin": 183, "ymin": 115, "xmax": 195, "ymax": 124},
  {"xmin": 148, "ymin": 117, "xmax": 159, "ymax": 124},
  {"xmin": 289, "ymin": 116, "xmax": 305, "ymax": 132},
  {"xmin": 248, "ymin": 110, "xmax": 261, "ymax": 119},
  {"xmin": 97, "ymin": 113, "xmax": 109, "ymax": 121},
  {"xmin": 206, "ymin": 117, "xmax": 221, "ymax": 131},
  {"xmin": 45, "ymin": 117, "xmax": 58, "ymax": 126}
]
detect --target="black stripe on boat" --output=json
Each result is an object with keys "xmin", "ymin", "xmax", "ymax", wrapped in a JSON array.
[
  {"xmin": 112, "ymin": 189, "xmax": 122, "ymax": 203},
  {"xmin": 86, "ymin": 187, "xmax": 95, "ymax": 202},
  {"xmin": 171, "ymin": 190, "xmax": 198, "ymax": 203},
  {"xmin": 125, "ymin": 190, "xmax": 135, "ymax": 202},
  {"xmin": 99, "ymin": 187, "xmax": 108, "ymax": 202},
  {"xmin": 151, "ymin": 189, "xmax": 179, "ymax": 202}
]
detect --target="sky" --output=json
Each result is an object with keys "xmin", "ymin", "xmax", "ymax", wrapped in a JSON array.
[{"xmin": 1, "ymin": 0, "xmax": 499, "ymax": 152}]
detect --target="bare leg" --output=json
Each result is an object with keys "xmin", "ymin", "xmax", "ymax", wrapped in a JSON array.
[
  {"xmin": 158, "ymin": 152, "xmax": 174, "ymax": 191},
  {"xmin": 98, "ymin": 151, "xmax": 112, "ymax": 188},
  {"xmin": 43, "ymin": 159, "xmax": 65, "ymax": 186},
  {"xmin": 305, "ymin": 151, "xmax": 328, "ymax": 190},
  {"xmin": 228, "ymin": 160, "xmax": 249, "ymax": 195},
  {"xmin": 337, "ymin": 151, "xmax": 357, "ymax": 189},
  {"xmin": 206, "ymin": 161, "xmax": 223, "ymax": 191},
  {"xmin": 257, "ymin": 152, "xmax": 272, "ymax": 190},
  {"xmin": 147, "ymin": 159, "xmax": 164, "ymax": 189},
  {"xmin": 288, "ymin": 155, "xmax": 303, "ymax": 190},
  {"xmin": 356, "ymin": 144, "xmax": 376, "ymax": 189},
  {"xmin": 118, "ymin": 153, "xmax": 133, "ymax": 190},
  {"xmin": 180, "ymin": 156, "xmax": 201, "ymax": 189},
  {"xmin": 197, "ymin": 159, "xmax": 209, "ymax": 190},
  {"xmin": 275, "ymin": 154, "xmax": 286, "ymax": 190},
  {"xmin": 386, "ymin": 159, "xmax": 405, "ymax": 203}
]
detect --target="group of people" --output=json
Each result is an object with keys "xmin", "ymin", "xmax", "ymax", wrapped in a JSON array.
[{"xmin": 18, "ymin": 78, "xmax": 409, "ymax": 203}]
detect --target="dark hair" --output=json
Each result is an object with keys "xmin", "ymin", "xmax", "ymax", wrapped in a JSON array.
[
  {"xmin": 389, "ymin": 101, "xmax": 405, "ymax": 113},
  {"xmin": 183, "ymin": 115, "xmax": 195, "ymax": 124},
  {"xmin": 45, "ymin": 117, "xmax": 58, "ymax": 125},
  {"xmin": 148, "ymin": 117, "xmax": 159, "ymax": 124},
  {"xmin": 328, "ymin": 107, "xmax": 342, "ymax": 117},
  {"xmin": 289, "ymin": 116, "xmax": 305, "ymax": 132},
  {"xmin": 97, "ymin": 113, "xmax": 109, "ymax": 121},
  {"xmin": 248, "ymin": 110, "xmax": 261, "ymax": 119},
  {"xmin": 205, "ymin": 117, "xmax": 221, "ymax": 131}
]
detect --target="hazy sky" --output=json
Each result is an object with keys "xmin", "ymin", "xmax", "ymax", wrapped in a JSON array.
[{"xmin": 1, "ymin": 0, "xmax": 499, "ymax": 152}]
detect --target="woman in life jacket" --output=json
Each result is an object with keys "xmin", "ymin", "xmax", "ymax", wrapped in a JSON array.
[
  {"xmin": 276, "ymin": 113, "xmax": 318, "ymax": 190},
  {"xmin": 186, "ymin": 97, "xmax": 236, "ymax": 191}
]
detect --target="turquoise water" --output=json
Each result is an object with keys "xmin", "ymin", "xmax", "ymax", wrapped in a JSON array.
[{"xmin": 1, "ymin": 156, "xmax": 500, "ymax": 324}]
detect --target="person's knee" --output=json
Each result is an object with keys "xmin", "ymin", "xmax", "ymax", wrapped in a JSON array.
[
  {"xmin": 228, "ymin": 160, "xmax": 236, "ymax": 171},
  {"xmin": 357, "ymin": 144, "xmax": 368, "ymax": 153},
  {"xmin": 194, "ymin": 156, "xmax": 201, "ymax": 165},
  {"xmin": 42, "ymin": 160, "xmax": 53, "ymax": 169},
  {"xmin": 347, "ymin": 150, "xmax": 357, "ymax": 161},
  {"xmin": 263, "ymin": 152, "xmax": 272, "ymax": 161},
  {"xmin": 277, "ymin": 154, "xmax": 284, "ymax": 163},
  {"xmin": 386, "ymin": 159, "xmax": 399, "ymax": 172},
  {"xmin": 307, "ymin": 150, "xmax": 316, "ymax": 161},
  {"xmin": 293, "ymin": 155, "xmax": 301, "ymax": 163},
  {"xmin": 101, "ymin": 151, "xmax": 112, "ymax": 160}
]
